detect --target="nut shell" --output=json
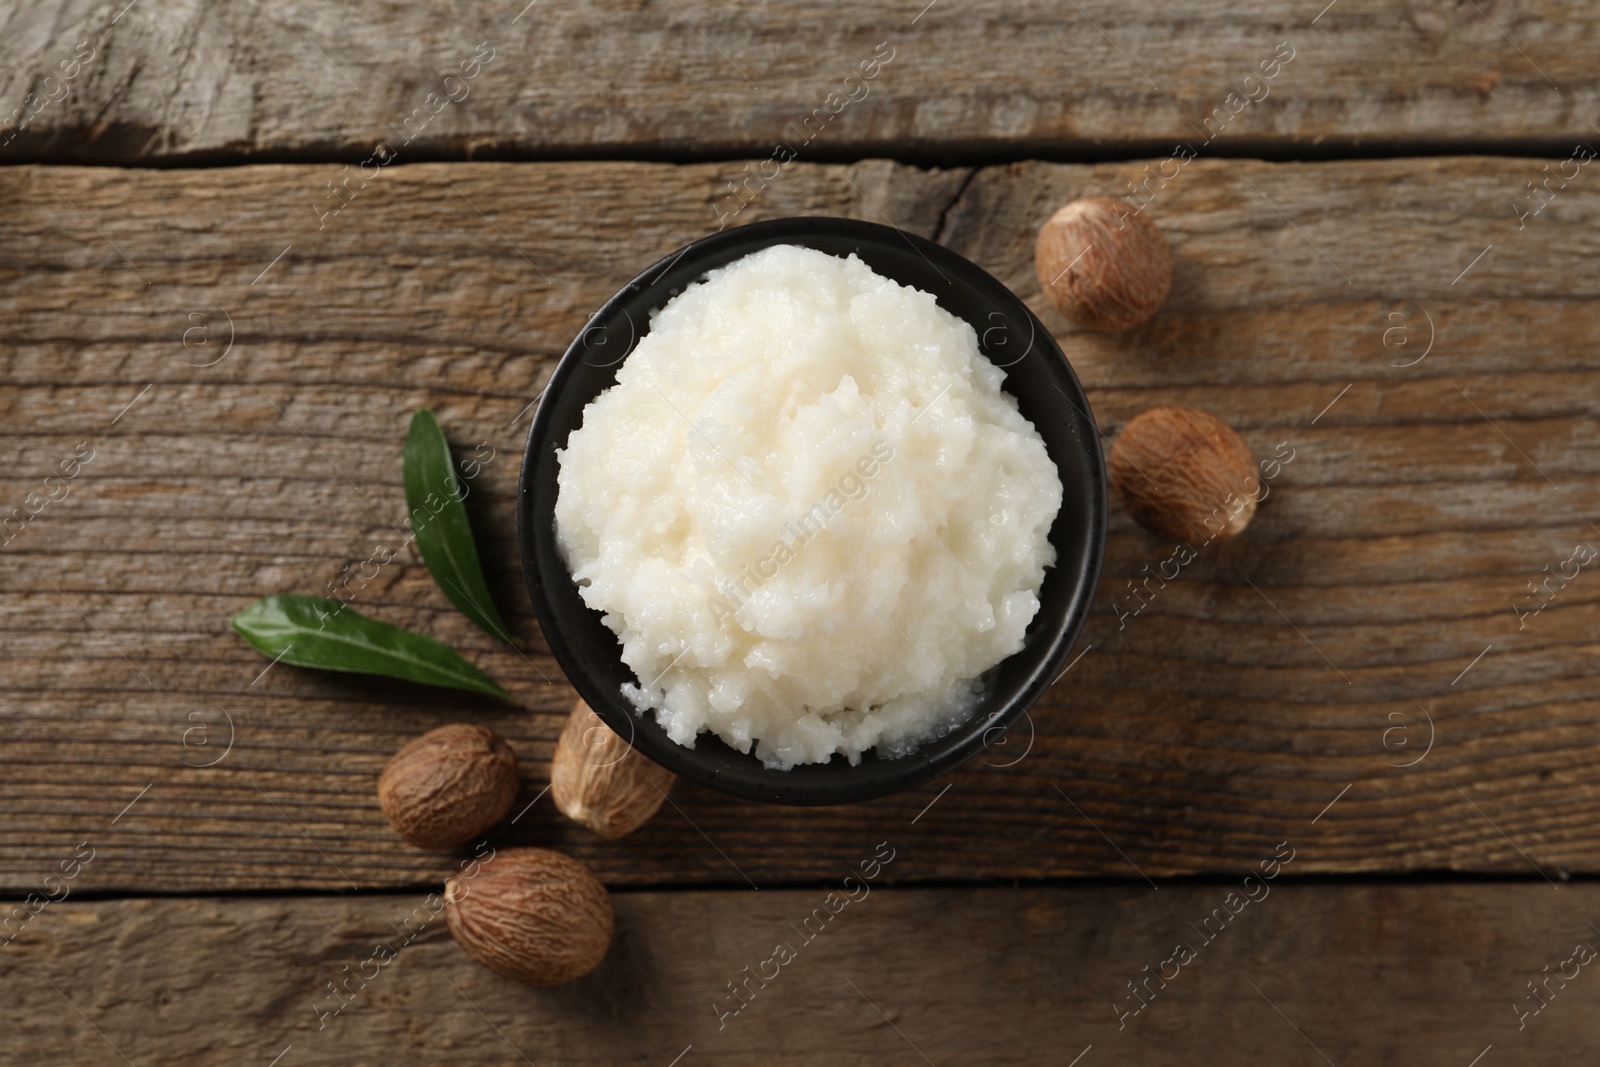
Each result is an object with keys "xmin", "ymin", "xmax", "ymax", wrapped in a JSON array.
[
  {"xmin": 445, "ymin": 847, "xmax": 613, "ymax": 986},
  {"xmin": 378, "ymin": 724, "xmax": 519, "ymax": 850},
  {"xmin": 552, "ymin": 700, "xmax": 676, "ymax": 840},
  {"xmin": 1035, "ymin": 197, "xmax": 1172, "ymax": 332},
  {"xmin": 1111, "ymin": 406, "xmax": 1260, "ymax": 543}
]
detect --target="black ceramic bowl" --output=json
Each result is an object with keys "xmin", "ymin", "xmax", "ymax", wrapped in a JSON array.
[{"xmin": 518, "ymin": 217, "xmax": 1105, "ymax": 806}]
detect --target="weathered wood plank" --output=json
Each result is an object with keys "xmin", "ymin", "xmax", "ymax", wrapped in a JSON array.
[
  {"xmin": 1, "ymin": 1, "xmax": 1598, "ymax": 164},
  {"xmin": 1, "ymin": 156, "xmax": 1599, "ymax": 892},
  {"xmin": 5, "ymin": 882, "xmax": 1599, "ymax": 1064}
]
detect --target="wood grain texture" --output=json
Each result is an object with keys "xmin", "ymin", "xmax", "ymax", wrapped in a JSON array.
[
  {"xmin": 6, "ymin": 882, "xmax": 1600, "ymax": 1064},
  {"xmin": 1, "ymin": 156, "xmax": 1599, "ymax": 892},
  {"xmin": 1, "ymin": 0, "xmax": 1598, "ymax": 164}
]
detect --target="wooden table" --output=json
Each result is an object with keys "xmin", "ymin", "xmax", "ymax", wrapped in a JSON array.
[{"xmin": 4, "ymin": 1, "xmax": 1599, "ymax": 1062}]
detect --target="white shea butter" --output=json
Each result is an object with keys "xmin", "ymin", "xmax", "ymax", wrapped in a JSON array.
[{"xmin": 554, "ymin": 245, "xmax": 1062, "ymax": 769}]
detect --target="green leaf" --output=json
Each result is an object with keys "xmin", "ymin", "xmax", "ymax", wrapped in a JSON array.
[
  {"xmin": 404, "ymin": 409, "xmax": 514, "ymax": 643},
  {"xmin": 231, "ymin": 595, "xmax": 510, "ymax": 700}
]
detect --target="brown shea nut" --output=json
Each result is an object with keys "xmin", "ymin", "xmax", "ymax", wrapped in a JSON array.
[
  {"xmin": 1035, "ymin": 197, "xmax": 1172, "ymax": 332},
  {"xmin": 551, "ymin": 700, "xmax": 676, "ymax": 840},
  {"xmin": 445, "ymin": 847, "xmax": 613, "ymax": 986},
  {"xmin": 378, "ymin": 724, "xmax": 519, "ymax": 850},
  {"xmin": 1111, "ymin": 406, "xmax": 1260, "ymax": 543}
]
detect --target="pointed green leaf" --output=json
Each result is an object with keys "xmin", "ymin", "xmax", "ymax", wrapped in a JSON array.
[
  {"xmin": 231, "ymin": 595, "xmax": 510, "ymax": 700},
  {"xmin": 404, "ymin": 409, "xmax": 513, "ymax": 643}
]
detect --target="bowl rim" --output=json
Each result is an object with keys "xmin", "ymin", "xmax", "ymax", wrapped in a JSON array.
[{"xmin": 518, "ymin": 215, "xmax": 1106, "ymax": 805}]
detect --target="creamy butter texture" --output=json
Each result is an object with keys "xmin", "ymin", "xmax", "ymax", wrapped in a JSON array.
[{"xmin": 555, "ymin": 245, "xmax": 1062, "ymax": 769}]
